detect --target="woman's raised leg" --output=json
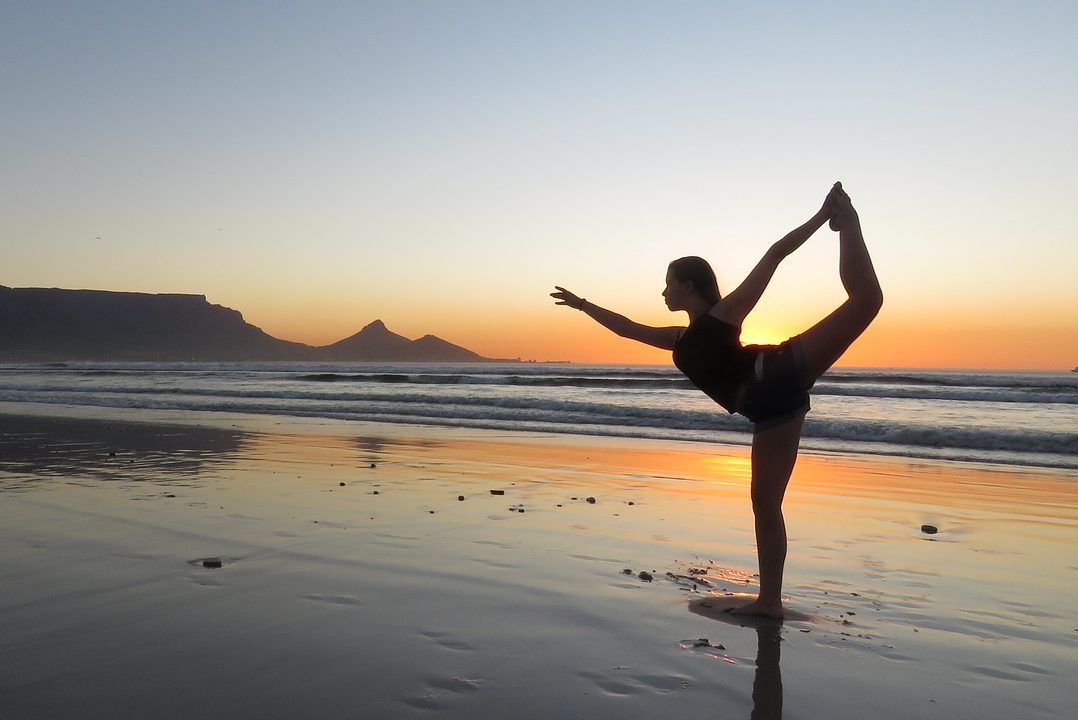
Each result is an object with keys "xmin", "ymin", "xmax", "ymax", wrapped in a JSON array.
[
  {"xmin": 732, "ymin": 413, "xmax": 805, "ymax": 618},
  {"xmin": 799, "ymin": 187, "xmax": 884, "ymax": 384}
]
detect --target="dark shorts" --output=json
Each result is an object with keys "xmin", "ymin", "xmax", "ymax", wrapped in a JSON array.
[{"xmin": 739, "ymin": 338, "xmax": 811, "ymax": 432}]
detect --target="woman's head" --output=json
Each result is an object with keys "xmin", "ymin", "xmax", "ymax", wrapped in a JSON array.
[{"xmin": 665, "ymin": 256, "xmax": 720, "ymax": 310}]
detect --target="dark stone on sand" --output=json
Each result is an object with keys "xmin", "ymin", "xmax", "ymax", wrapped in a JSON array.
[
  {"xmin": 370, "ymin": 463, "xmax": 376, "ymax": 469},
  {"xmin": 627, "ymin": 501, "xmax": 634, "ymax": 506},
  {"xmin": 202, "ymin": 559, "xmax": 222, "ymax": 568},
  {"xmin": 921, "ymin": 524, "xmax": 938, "ymax": 534},
  {"xmin": 164, "ymin": 493, "xmax": 175, "ymax": 498},
  {"xmin": 638, "ymin": 571, "xmax": 653, "ymax": 582},
  {"xmin": 108, "ymin": 452, "xmax": 116, "ymax": 457},
  {"xmin": 339, "ymin": 482, "xmax": 346, "ymax": 486},
  {"xmin": 693, "ymin": 638, "xmax": 709, "ymax": 647},
  {"xmin": 586, "ymin": 497, "xmax": 596, "ymax": 504},
  {"xmin": 372, "ymin": 490, "xmax": 380, "ymax": 495},
  {"xmin": 490, "ymin": 489, "xmax": 505, "ymax": 495},
  {"xmin": 458, "ymin": 495, "xmax": 465, "ymax": 501},
  {"xmin": 622, "ymin": 568, "xmax": 633, "ymax": 575}
]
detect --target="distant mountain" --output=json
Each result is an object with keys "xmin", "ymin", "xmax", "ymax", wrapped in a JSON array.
[
  {"xmin": 0, "ymin": 286, "xmax": 498, "ymax": 363},
  {"xmin": 318, "ymin": 320, "xmax": 485, "ymax": 362}
]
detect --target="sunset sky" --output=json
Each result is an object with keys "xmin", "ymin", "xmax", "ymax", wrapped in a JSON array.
[{"xmin": 3, "ymin": 2, "xmax": 1076, "ymax": 369}]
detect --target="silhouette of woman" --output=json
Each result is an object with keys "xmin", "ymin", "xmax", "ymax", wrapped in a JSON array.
[{"xmin": 552, "ymin": 183, "xmax": 882, "ymax": 618}]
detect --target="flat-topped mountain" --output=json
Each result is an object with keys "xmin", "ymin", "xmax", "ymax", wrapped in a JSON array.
[{"xmin": 0, "ymin": 286, "xmax": 493, "ymax": 362}]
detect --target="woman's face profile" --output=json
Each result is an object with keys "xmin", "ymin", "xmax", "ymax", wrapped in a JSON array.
[{"xmin": 662, "ymin": 269, "xmax": 692, "ymax": 311}]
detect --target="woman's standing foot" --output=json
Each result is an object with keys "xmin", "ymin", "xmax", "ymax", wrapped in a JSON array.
[{"xmin": 731, "ymin": 597, "xmax": 785, "ymax": 619}]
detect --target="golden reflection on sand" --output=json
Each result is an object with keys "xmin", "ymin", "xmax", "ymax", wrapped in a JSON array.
[{"xmin": 2, "ymin": 408, "xmax": 1076, "ymax": 720}]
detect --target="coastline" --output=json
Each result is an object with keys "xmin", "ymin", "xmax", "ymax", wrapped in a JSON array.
[{"xmin": 2, "ymin": 403, "xmax": 1075, "ymax": 718}]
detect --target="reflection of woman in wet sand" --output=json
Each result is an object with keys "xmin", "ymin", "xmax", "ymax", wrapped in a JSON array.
[{"xmin": 552, "ymin": 183, "xmax": 882, "ymax": 618}]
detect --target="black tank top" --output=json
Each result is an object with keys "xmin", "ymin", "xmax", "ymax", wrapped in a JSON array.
[{"xmin": 672, "ymin": 314, "xmax": 758, "ymax": 414}]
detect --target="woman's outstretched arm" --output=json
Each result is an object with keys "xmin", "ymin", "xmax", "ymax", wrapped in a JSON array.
[
  {"xmin": 551, "ymin": 286, "xmax": 682, "ymax": 350},
  {"xmin": 713, "ymin": 185, "xmax": 840, "ymax": 327}
]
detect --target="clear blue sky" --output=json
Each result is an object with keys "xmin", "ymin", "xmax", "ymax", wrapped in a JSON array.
[{"xmin": 3, "ymin": 1, "xmax": 1076, "ymax": 367}]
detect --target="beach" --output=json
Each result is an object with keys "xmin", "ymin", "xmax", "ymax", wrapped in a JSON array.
[{"xmin": 1, "ymin": 403, "xmax": 1075, "ymax": 719}]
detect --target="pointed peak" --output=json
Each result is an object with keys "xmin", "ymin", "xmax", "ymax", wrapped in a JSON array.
[{"xmin": 361, "ymin": 319, "xmax": 388, "ymax": 332}]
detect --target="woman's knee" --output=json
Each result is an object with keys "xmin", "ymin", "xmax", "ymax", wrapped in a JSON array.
[
  {"xmin": 861, "ymin": 284, "xmax": 883, "ymax": 317},
  {"xmin": 750, "ymin": 488, "xmax": 784, "ymax": 516}
]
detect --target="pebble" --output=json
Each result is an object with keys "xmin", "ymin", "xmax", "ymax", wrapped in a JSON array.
[
  {"xmin": 202, "ymin": 559, "xmax": 222, "ymax": 569},
  {"xmin": 586, "ymin": 497, "xmax": 596, "ymax": 504},
  {"xmin": 490, "ymin": 489, "xmax": 505, "ymax": 496},
  {"xmin": 370, "ymin": 463, "xmax": 376, "ymax": 469},
  {"xmin": 339, "ymin": 482, "xmax": 346, "ymax": 487},
  {"xmin": 458, "ymin": 495, "xmax": 465, "ymax": 501},
  {"xmin": 638, "ymin": 571, "xmax": 653, "ymax": 582},
  {"xmin": 372, "ymin": 490, "xmax": 380, "ymax": 495},
  {"xmin": 921, "ymin": 524, "xmax": 938, "ymax": 534}
]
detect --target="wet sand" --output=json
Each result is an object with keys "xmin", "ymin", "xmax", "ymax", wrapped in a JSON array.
[{"xmin": 1, "ymin": 403, "xmax": 1075, "ymax": 719}]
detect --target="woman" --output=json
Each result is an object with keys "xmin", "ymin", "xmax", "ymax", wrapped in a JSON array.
[{"xmin": 551, "ymin": 183, "xmax": 882, "ymax": 618}]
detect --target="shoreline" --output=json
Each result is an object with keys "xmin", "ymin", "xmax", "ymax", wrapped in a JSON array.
[
  {"xmin": 2, "ymin": 402, "xmax": 1075, "ymax": 718},
  {"xmin": 3, "ymin": 399, "xmax": 1074, "ymax": 477}
]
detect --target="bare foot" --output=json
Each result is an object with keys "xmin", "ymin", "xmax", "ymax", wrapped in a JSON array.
[
  {"xmin": 827, "ymin": 182, "xmax": 854, "ymax": 231},
  {"xmin": 729, "ymin": 598, "xmax": 785, "ymax": 619}
]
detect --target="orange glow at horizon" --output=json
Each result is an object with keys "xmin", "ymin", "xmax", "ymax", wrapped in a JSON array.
[{"xmin": 245, "ymin": 302, "xmax": 1077, "ymax": 372}]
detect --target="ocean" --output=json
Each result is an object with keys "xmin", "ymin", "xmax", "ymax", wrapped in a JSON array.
[{"xmin": 1, "ymin": 362, "xmax": 1075, "ymax": 471}]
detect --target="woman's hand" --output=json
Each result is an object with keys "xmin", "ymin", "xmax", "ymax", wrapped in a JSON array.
[{"xmin": 551, "ymin": 286, "xmax": 585, "ymax": 310}]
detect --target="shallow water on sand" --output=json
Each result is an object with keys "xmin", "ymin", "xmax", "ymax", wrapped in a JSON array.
[{"xmin": 1, "ymin": 407, "xmax": 1075, "ymax": 719}]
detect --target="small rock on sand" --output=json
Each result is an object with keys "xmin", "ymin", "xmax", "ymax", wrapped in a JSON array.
[
  {"xmin": 458, "ymin": 495, "xmax": 465, "ymax": 501},
  {"xmin": 490, "ymin": 489, "xmax": 505, "ymax": 496},
  {"xmin": 339, "ymin": 482, "xmax": 346, "ymax": 487},
  {"xmin": 202, "ymin": 559, "xmax": 222, "ymax": 569},
  {"xmin": 586, "ymin": 497, "xmax": 596, "ymax": 504},
  {"xmin": 921, "ymin": 524, "xmax": 938, "ymax": 534},
  {"xmin": 638, "ymin": 571, "xmax": 653, "ymax": 582}
]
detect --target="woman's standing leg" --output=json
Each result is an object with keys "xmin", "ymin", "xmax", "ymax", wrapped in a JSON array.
[{"xmin": 732, "ymin": 414, "xmax": 805, "ymax": 618}]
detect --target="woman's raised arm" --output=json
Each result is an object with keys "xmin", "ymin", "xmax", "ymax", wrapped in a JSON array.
[
  {"xmin": 713, "ymin": 184, "xmax": 843, "ymax": 327},
  {"xmin": 551, "ymin": 286, "xmax": 682, "ymax": 351}
]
